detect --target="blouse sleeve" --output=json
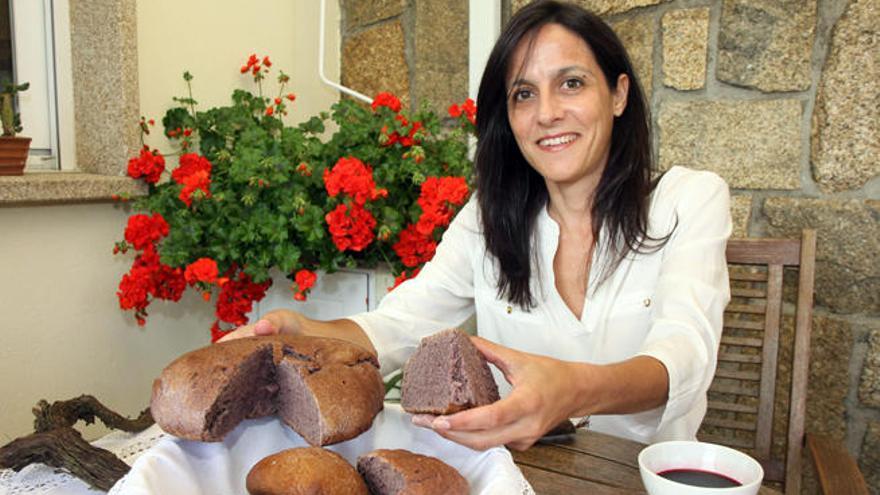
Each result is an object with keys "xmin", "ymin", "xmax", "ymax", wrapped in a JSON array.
[
  {"xmin": 636, "ymin": 169, "xmax": 732, "ymax": 434},
  {"xmin": 347, "ymin": 198, "xmax": 481, "ymax": 376}
]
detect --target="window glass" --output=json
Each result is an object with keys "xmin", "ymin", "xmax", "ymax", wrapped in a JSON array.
[{"xmin": 0, "ymin": 0, "xmax": 12, "ymax": 85}]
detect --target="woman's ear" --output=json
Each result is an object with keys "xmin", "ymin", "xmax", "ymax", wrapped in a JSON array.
[{"xmin": 612, "ymin": 73, "xmax": 629, "ymax": 117}]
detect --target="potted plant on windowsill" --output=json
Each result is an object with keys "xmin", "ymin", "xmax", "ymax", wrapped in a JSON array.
[{"xmin": 0, "ymin": 80, "xmax": 31, "ymax": 176}]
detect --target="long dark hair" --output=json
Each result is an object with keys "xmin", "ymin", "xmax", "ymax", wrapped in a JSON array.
[{"xmin": 474, "ymin": 0, "xmax": 664, "ymax": 309}]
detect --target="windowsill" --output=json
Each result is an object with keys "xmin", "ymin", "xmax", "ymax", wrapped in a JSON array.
[{"xmin": 0, "ymin": 171, "xmax": 146, "ymax": 206}]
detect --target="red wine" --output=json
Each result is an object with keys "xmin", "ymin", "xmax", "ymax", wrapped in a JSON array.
[{"xmin": 658, "ymin": 468, "xmax": 742, "ymax": 488}]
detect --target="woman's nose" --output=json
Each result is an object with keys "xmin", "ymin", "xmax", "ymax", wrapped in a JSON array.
[{"xmin": 537, "ymin": 93, "xmax": 563, "ymax": 125}]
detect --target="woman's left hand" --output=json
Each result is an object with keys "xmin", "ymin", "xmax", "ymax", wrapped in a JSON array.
[{"xmin": 410, "ymin": 336, "xmax": 585, "ymax": 451}]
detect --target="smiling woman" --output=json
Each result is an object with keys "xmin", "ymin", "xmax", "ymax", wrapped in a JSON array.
[{"xmin": 226, "ymin": 0, "xmax": 732, "ymax": 452}]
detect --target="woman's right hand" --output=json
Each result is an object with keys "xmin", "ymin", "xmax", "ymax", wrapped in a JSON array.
[{"xmin": 218, "ymin": 309, "xmax": 303, "ymax": 342}]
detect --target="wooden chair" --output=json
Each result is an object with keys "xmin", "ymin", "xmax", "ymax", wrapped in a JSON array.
[{"xmin": 698, "ymin": 229, "xmax": 868, "ymax": 494}]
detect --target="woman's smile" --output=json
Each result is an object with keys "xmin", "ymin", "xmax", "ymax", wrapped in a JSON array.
[{"xmin": 537, "ymin": 132, "xmax": 580, "ymax": 151}]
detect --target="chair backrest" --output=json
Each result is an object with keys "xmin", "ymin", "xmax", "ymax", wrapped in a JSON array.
[{"xmin": 698, "ymin": 230, "xmax": 817, "ymax": 495}]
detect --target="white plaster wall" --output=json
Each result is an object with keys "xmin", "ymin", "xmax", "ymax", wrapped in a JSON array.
[
  {"xmin": 0, "ymin": 0, "xmax": 340, "ymax": 442},
  {"xmin": 0, "ymin": 204, "xmax": 211, "ymax": 442},
  {"xmin": 137, "ymin": 0, "xmax": 341, "ymax": 151}
]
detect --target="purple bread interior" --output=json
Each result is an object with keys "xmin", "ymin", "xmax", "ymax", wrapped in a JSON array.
[
  {"xmin": 357, "ymin": 455, "xmax": 405, "ymax": 495},
  {"xmin": 204, "ymin": 345, "xmax": 277, "ymax": 440},
  {"xmin": 275, "ymin": 357, "xmax": 322, "ymax": 446},
  {"xmin": 401, "ymin": 329, "xmax": 500, "ymax": 414}
]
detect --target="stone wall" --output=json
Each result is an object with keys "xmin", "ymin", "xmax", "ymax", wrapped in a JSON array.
[
  {"xmin": 340, "ymin": 0, "xmax": 879, "ymax": 491},
  {"xmin": 339, "ymin": 0, "xmax": 469, "ymax": 115}
]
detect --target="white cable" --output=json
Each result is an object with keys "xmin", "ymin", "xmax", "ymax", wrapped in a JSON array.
[{"xmin": 319, "ymin": 0, "xmax": 373, "ymax": 104}]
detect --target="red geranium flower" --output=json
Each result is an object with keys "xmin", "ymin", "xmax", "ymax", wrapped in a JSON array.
[
  {"xmin": 124, "ymin": 213, "xmax": 169, "ymax": 250},
  {"xmin": 392, "ymin": 224, "xmax": 437, "ymax": 267},
  {"xmin": 295, "ymin": 269, "xmax": 317, "ymax": 292},
  {"xmin": 415, "ymin": 176, "xmax": 469, "ymax": 235},
  {"xmin": 325, "ymin": 203, "xmax": 377, "ymax": 252},
  {"xmin": 449, "ymin": 98, "xmax": 477, "ymax": 125},
  {"xmin": 371, "ymin": 92, "xmax": 401, "ymax": 113},
  {"xmin": 184, "ymin": 258, "xmax": 219, "ymax": 285},
  {"xmin": 323, "ymin": 156, "xmax": 387, "ymax": 205},
  {"xmin": 215, "ymin": 270, "xmax": 272, "ymax": 328},
  {"xmin": 292, "ymin": 269, "xmax": 318, "ymax": 301},
  {"xmin": 126, "ymin": 147, "xmax": 165, "ymax": 184},
  {"xmin": 172, "ymin": 153, "xmax": 213, "ymax": 207},
  {"xmin": 116, "ymin": 244, "xmax": 185, "ymax": 326}
]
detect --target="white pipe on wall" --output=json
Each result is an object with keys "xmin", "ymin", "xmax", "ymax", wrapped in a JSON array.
[{"xmin": 319, "ymin": 0, "xmax": 372, "ymax": 104}]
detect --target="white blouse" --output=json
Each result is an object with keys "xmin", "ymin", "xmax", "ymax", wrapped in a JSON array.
[{"xmin": 348, "ymin": 166, "xmax": 731, "ymax": 444}]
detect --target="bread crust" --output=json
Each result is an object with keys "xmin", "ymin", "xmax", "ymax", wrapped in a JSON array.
[{"xmin": 247, "ymin": 447, "xmax": 368, "ymax": 495}]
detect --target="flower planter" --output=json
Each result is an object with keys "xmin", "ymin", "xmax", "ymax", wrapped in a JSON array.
[
  {"xmin": 247, "ymin": 266, "xmax": 396, "ymax": 322},
  {"xmin": 0, "ymin": 136, "xmax": 30, "ymax": 176}
]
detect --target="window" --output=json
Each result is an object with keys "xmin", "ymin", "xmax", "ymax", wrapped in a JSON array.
[{"xmin": 4, "ymin": 0, "xmax": 73, "ymax": 171}]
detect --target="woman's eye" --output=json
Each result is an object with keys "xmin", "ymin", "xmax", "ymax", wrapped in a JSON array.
[
  {"xmin": 512, "ymin": 89, "xmax": 533, "ymax": 102},
  {"xmin": 563, "ymin": 78, "xmax": 583, "ymax": 90}
]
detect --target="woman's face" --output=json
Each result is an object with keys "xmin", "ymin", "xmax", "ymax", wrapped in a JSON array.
[{"xmin": 506, "ymin": 23, "xmax": 628, "ymax": 191}]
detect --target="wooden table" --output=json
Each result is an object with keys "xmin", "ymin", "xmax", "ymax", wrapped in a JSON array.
[
  {"xmin": 512, "ymin": 430, "xmax": 781, "ymax": 494},
  {"xmin": 513, "ymin": 429, "xmax": 647, "ymax": 494}
]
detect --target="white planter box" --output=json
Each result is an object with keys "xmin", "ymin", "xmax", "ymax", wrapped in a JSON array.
[{"xmin": 247, "ymin": 266, "xmax": 397, "ymax": 322}]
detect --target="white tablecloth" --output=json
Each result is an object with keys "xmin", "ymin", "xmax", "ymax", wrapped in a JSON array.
[{"xmin": 1, "ymin": 403, "xmax": 534, "ymax": 495}]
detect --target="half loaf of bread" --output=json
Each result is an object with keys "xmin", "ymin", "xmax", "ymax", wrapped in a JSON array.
[
  {"xmin": 357, "ymin": 448, "xmax": 468, "ymax": 495},
  {"xmin": 150, "ymin": 335, "xmax": 383, "ymax": 445}
]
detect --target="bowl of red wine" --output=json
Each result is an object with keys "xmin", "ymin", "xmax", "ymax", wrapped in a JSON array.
[{"xmin": 638, "ymin": 441, "xmax": 763, "ymax": 494}]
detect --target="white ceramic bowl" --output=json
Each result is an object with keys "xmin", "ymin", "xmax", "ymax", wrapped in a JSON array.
[{"xmin": 638, "ymin": 441, "xmax": 764, "ymax": 495}]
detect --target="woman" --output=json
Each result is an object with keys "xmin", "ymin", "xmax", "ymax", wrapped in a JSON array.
[{"xmin": 225, "ymin": 0, "xmax": 731, "ymax": 451}]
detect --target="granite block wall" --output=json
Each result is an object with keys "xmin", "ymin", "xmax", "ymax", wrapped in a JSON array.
[{"xmin": 340, "ymin": 0, "xmax": 469, "ymax": 114}]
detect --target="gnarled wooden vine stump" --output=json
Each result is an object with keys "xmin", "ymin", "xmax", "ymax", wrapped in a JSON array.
[
  {"xmin": 0, "ymin": 395, "xmax": 154, "ymax": 492},
  {"xmin": 32, "ymin": 395, "xmax": 153, "ymax": 433}
]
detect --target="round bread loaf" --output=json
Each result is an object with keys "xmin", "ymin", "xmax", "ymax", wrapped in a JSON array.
[
  {"xmin": 356, "ymin": 448, "xmax": 468, "ymax": 495},
  {"xmin": 150, "ymin": 335, "xmax": 384, "ymax": 445},
  {"xmin": 247, "ymin": 447, "xmax": 368, "ymax": 495},
  {"xmin": 401, "ymin": 328, "xmax": 500, "ymax": 415}
]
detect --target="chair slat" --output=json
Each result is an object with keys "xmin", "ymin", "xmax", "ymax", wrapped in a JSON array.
[
  {"xmin": 726, "ymin": 303, "xmax": 767, "ymax": 314},
  {"xmin": 786, "ymin": 230, "xmax": 818, "ymax": 494},
  {"xmin": 721, "ymin": 336, "xmax": 764, "ymax": 347},
  {"xmin": 708, "ymin": 400, "xmax": 759, "ymax": 414},
  {"xmin": 718, "ymin": 352, "xmax": 761, "ymax": 363},
  {"xmin": 731, "ymin": 287, "xmax": 767, "ymax": 298},
  {"xmin": 726, "ymin": 238, "xmax": 801, "ymax": 264},
  {"xmin": 723, "ymin": 318, "xmax": 766, "ymax": 330},
  {"xmin": 702, "ymin": 417, "xmax": 757, "ymax": 431},
  {"xmin": 755, "ymin": 263, "xmax": 784, "ymax": 461},
  {"xmin": 715, "ymin": 368, "xmax": 761, "ymax": 381},
  {"xmin": 729, "ymin": 270, "xmax": 768, "ymax": 282},
  {"xmin": 709, "ymin": 382, "xmax": 759, "ymax": 397}
]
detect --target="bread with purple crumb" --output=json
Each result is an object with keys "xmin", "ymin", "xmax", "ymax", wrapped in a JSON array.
[
  {"xmin": 401, "ymin": 328, "xmax": 500, "ymax": 415},
  {"xmin": 357, "ymin": 448, "xmax": 468, "ymax": 495}
]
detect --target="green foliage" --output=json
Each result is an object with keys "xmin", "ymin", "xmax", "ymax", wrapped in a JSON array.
[{"xmin": 129, "ymin": 70, "xmax": 474, "ymax": 288}]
